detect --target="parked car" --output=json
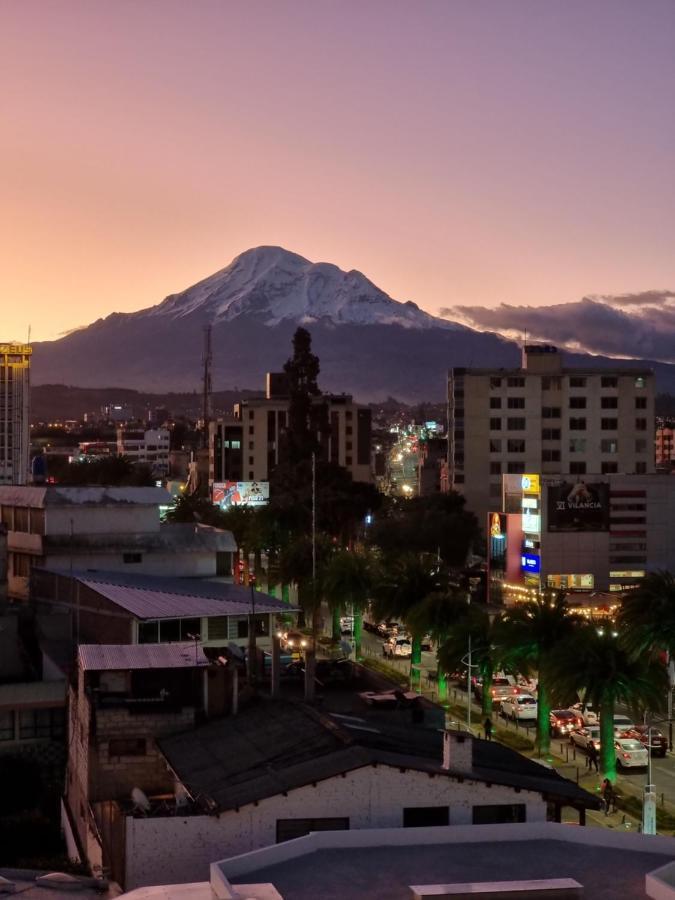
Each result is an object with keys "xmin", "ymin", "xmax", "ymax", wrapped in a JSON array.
[
  {"xmin": 474, "ymin": 675, "xmax": 518, "ymax": 704},
  {"xmin": 621, "ymin": 726, "xmax": 668, "ymax": 757},
  {"xmin": 384, "ymin": 637, "xmax": 412, "ymax": 658},
  {"xmin": 569, "ymin": 726, "xmax": 600, "ymax": 752},
  {"xmin": 615, "ymin": 738, "xmax": 649, "ymax": 769},
  {"xmin": 501, "ymin": 694, "xmax": 537, "ymax": 722},
  {"xmin": 550, "ymin": 709, "xmax": 583, "ymax": 737},
  {"xmin": 570, "ymin": 702, "xmax": 599, "ymax": 726}
]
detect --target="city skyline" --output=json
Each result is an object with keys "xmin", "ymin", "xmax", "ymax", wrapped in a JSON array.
[{"xmin": 3, "ymin": 1, "xmax": 675, "ymax": 341}]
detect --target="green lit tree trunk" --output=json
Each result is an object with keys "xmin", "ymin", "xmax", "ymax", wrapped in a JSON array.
[
  {"xmin": 353, "ymin": 609, "xmax": 363, "ymax": 658},
  {"xmin": 411, "ymin": 635, "xmax": 422, "ymax": 689},
  {"xmin": 536, "ymin": 676, "xmax": 552, "ymax": 757},
  {"xmin": 481, "ymin": 661, "xmax": 494, "ymax": 719},
  {"xmin": 282, "ymin": 583, "xmax": 290, "ymax": 605},
  {"xmin": 599, "ymin": 697, "xmax": 617, "ymax": 783},
  {"xmin": 332, "ymin": 607, "xmax": 341, "ymax": 641},
  {"xmin": 437, "ymin": 665, "xmax": 448, "ymax": 702}
]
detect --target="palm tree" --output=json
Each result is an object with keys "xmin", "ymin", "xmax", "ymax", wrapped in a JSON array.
[
  {"xmin": 278, "ymin": 534, "xmax": 331, "ymax": 630},
  {"xmin": 437, "ymin": 604, "xmax": 501, "ymax": 716},
  {"xmin": 373, "ymin": 553, "xmax": 442, "ymax": 689},
  {"xmin": 618, "ymin": 570, "xmax": 675, "ymax": 658},
  {"xmin": 499, "ymin": 593, "xmax": 580, "ymax": 756},
  {"xmin": 323, "ymin": 548, "xmax": 377, "ymax": 655},
  {"xmin": 551, "ymin": 624, "xmax": 668, "ymax": 782},
  {"xmin": 406, "ymin": 588, "xmax": 465, "ymax": 701}
]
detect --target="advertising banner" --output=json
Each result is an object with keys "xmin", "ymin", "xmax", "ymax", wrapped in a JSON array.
[
  {"xmin": 547, "ymin": 480, "xmax": 609, "ymax": 532},
  {"xmin": 213, "ymin": 481, "xmax": 270, "ymax": 509}
]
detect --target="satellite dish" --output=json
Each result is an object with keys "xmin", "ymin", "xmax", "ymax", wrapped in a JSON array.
[{"xmin": 131, "ymin": 787, "xmax": 151, "ymax": 814}]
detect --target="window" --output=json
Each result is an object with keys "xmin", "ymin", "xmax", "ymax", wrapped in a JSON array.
[
  {"xmin": 489, "ymin": 439, "xmax": 502, "ymax": 452},
  {"xmin": 542, "ymin": 449, "xmax": 561, "ymax": 462},
  {"xmin": 506, "ymin": 418, "xmax": 526, "ymax": 430},
  {"xmin": 601, "ymin": 418, "xmax": 618, "ymax": 430},
  {"xmin": 601, "ymin": 462, "xmax": 618, "ymax": 474},
  {"xmin": 507, "ymin": 439, "xmax": 525, "ymax": 452},
  {"xmin": 542, "ymin": 407, "xmax": 561, "ymax": 419},
  {"xmin": 601, "ymin": 439, "xmax": 618, "ymax": 454},
  {"xmin": 489, "ymin": 418, "xmax": 502, "ymax": 431},
  {"xmin": 569, "ymin": 418, "xmax": 586, "ymax": 430},
  {"xmin": 490, "ymin": 397, "xmax": 502, "ymax": 409},
  {"xmin": 542, "ymin": 428, "xmax": 561, "ymax": 440},
  {"xmin": 403, "ymin": 806, "xmax": 449, "ymax": 827},
  {"xmin": 490, "ymin": 462, "xmax": 502, "ymax": 475},
  {"xmin": 249, "ymin": 456, "xmax": 254, "ymax": 465},
  {"xmin": 542, "ymin": 376, "xmax": 562, "ymax": 390},
  {"xmin": 0, "ymin": 711, "xmax": 14, "ymax": 741},
  {"xmin": 635, "ymin": 376, "xmax": 646, "ymax": 388},
  {"xmin": 636, "ymin": 418, "xmax": 647, "ymax": 431},
  {"xmin": 236, "ymin": 615, "xmax": 270, "ymax": 639},
  {"xmin": 569, "ymin": 397, "xmax": 586, "ymax": 409},
  {"xmin": 490, "ymin": 377, "xmax": 502, "ymax": 388},
  {"xmin": 611, "ymin": 517, "xmax": 646, "ymax": 524},
  {"xmin": 635, "ymin": 397, "xmax": 647, "ymax": 409},
  {"xmin": 109, "ymin": 738, "xmax": 146, "ymax": 757},
  {"xmin": 123, "ymin": 552, "xmax": 142, "ymax": 564},
  {"xmin": 569, "ymin": 377, "xmax": 587, "ymax": 388},
  {"xmin": 636, "ymin": 461, "xmax": 647, "ymax": 474},
  {"xmin": 346, "ymin": 455, "xmax": 352, "ymax": 466},
  {"xmin": 276, "ymin": 818, "xmax": 349, "ymax": 844},
  {"xmin": 570, "ymin": 462, "xmax": 586, "ymax": 475},
  {"xmin": 601, "ymin": 397, "xmax": 618, "ymax": 409},
  {"xmin": 138, "ymin": 621, "xmax": 159, "ymax": 643},
  {"xmin": 248, "ymin": 410, "xmax": 254, "ymax": 419},
  {"xmin": 507, "ymin": 397, "xmax": 525, "ymax": 409},
  {"xmin": 602, "ymin": 376, "xmax": 618, "ymax": 388},
  {"xmin": 18, "ymin": 709, "xmax": 64, "ymax": 740},
  {"xmin": 454, "ymin": 408, "xmax": 465, "ymax": 419},
  {"xmin": 507, "ymin": 376, "xmax": 525, "ymax": 387},
  {"xmin": 11, "ymin": 553, "xmax": 31, "ymax": 578},
  {"xmin": 506, "ymin": 461, "xmax": 525, "ymax": 474},
  {"xmin": 207, "ymin": 616, "xmax": 229, "ymax": 641},
  {"xmin": 249, "ymin": 441, "xmax": 254, "ymax": 450},
  {"xmin": 635, "ymin": 439, "xmax": 647, "ymax": 453},
  {"xmin": 473, "ymin": 804, "xmax": 526, "ymax": 825},
  {"xmin": 346, "ymin": 425, "xmax": 353, "ymax": 434},
  {"xmin": 249, "ymin": 426, "xmax": 254, "ymax": 435},
  {"xmin": 569, "ymin": 439, "xmax": 586, "ymax": 453}
]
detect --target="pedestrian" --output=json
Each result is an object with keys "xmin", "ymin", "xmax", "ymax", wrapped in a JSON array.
[
  {"xmin": 484, "ymin": 717, "xmax": 493, "ymax": 741},
  {"xmin": 601, "ymin": 778, "xmax": 614, "ymax": 816},
  {"xmin": 587, "ymin": 743, "xmax": 599, "ymax": 773}
]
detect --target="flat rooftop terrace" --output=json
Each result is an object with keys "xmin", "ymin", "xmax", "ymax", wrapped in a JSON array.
[{"xmin": 241, "ymin": 839, "xmax": 671, "ymax": 900}]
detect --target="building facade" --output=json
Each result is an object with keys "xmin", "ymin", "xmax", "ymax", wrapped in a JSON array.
[
  {"xmin": 0, "ymin": 343, "xmax": 31, "ymax": 485},
  {"xmin": 449, "ymin": 345, "xmax": 655, "ymax": 523},
  {"xmin": 117, "ymin": 427, "xmax": 171, "ymax": 475}
]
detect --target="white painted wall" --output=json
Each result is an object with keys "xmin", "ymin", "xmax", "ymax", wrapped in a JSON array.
[
  {"xmin": 45, "ymin": 550, "xmax": 218, "ymax": 578},
  {"xmin": 46, "ymin": 505, "xmax": 160, "ymax": 536},
  {"xmin": 124, "ymin": 764, "xmax": 546, "ymax": 889}
]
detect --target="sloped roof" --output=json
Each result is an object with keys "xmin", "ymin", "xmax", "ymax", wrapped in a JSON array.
[
  {"xmin": 79, "ymin": 642, "xmax": 210, "ymax": 671},
  {"xmin": 0, "ymin": 485, "xmax": 170, "ymax": 508}
]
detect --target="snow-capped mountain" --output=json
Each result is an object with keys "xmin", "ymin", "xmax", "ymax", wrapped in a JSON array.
[{"xmin": 144, "ymin": 246, "xmax": 456, "ymax": 330}]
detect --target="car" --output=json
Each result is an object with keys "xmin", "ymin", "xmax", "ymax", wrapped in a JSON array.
[
  {"xmin": 570, "ymin": 702, "xmax": 599, "ymax": 726},
  {"xmin": 612, "ymin": 715, "xmax": 635, "ymax": 735},
  {"xmin": 615, "ymin": 737, "xmax": 649, "ymax": 769},
  {"xmin": 501, "ymin": 694, "xmax": 537, "ymax": 721},
  {"xmin": 622, "ymin": 726, "xmax": 669, "ymax": 757},
  {"xmin": 474, "ymin": 675, "xmax": 518, "ymax": 704},
  {"xmin": 569, "ymin": 726, "xmax": 600, "ymax": 752},
  {"xmin": 384, "ymin": 637, "xmax": 412, "ymax": 658},
  {"xmin": 550, "ymin": 709, "xmax": 583, "ymax": 737},
  {"xmin": 420, "ymin": 634, "xmax": 433, "ymax": 652}
]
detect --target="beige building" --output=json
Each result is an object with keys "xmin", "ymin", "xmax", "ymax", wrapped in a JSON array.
[
  {"xmin": 210, "ymin": 374, "xmax": 373, "ymax": 488},
  {"xmin": 449, "ymin": 345, "xmax": 655, "ymax": 523},
  {"xmin": 0, "ymin": 343, "xmax": 31, "ymax": 485}
]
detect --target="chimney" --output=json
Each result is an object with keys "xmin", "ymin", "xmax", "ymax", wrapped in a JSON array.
[{"xmin": 442, "ymin": 730, "xmax": 472, "ymax": 772}]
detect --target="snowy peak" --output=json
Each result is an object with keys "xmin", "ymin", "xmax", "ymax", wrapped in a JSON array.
[{"xmin": 149, "ymin": 246, "xmax": 454, "ymax": 330}]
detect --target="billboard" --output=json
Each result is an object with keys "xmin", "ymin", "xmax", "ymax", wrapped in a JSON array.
[
  {"xmin": 547, "ymin": 480, "xmax": 609, "ymax": 532},
  {"xmin": 521, "ymin": 553, "xmax": 541, "ymax": 574},
  {"xmin": 213, "ymin": 481, "xmax": 269, "ymax": 509}
]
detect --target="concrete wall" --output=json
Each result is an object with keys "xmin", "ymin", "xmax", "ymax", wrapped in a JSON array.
[
  {"xmin": 45, "ymin": 550, "xmax": 218, "ymax": 578},
  {"xmin": 124, "ymin": 764, "xmax": 546, "ymax": 889}
]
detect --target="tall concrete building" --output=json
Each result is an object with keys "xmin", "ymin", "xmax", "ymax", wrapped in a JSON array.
[
  {"xmin": 448, "ymin": 345, "xmax": 655, "ymax": 523},
  {"xmin": 0, "ymin": 343, "xmax": 31, "ymax": 485}
]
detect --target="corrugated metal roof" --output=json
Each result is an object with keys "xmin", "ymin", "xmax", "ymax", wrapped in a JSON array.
[
  {"xmin": 78, "ymin": 642, "xmax": 210, "ymax": 671},
  {"xmin": 0, "ymin": 485, "xmax": 170, "ymax": 508}
]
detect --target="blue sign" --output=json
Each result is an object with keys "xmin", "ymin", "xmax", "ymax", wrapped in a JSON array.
[{"xmin": 521, "ymin": 553, "xmax": 541, "ymax": 574}]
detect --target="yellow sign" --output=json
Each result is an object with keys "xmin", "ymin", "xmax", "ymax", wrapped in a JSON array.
[
  {"xmin": 521, "ymin": 474, "xmax": 540, "ymax": 495},
  {"xmin": 490, "ymin": 512, "xmax": 502, "ymax": 537}
]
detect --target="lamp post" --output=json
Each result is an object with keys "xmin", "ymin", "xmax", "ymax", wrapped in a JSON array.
[{"xmin": 643, "ymin": 720, "xmax": 657, "ymax": 835}]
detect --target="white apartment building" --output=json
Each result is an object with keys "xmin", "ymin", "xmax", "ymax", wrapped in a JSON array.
[
  {"xmin": 449, "ymin": 345, "xmax": 655, "ymax": 524},
  {"xmin": 0, "ymin": 343, "xmax": 31, "ymax": 485},
  {"xmin": 117, "ymin": 427, "xmax": 171, "ymax": 475}
]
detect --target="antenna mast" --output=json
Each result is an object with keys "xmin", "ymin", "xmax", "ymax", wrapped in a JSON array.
[{"xmin": 202, "ymin": 324, "xmax": 212, "ymax": 450}]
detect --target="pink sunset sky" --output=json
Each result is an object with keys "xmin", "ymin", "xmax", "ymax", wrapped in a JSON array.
[{"xmin": 2, "ymin": 0, "xmax": 675, "ymax": 342}]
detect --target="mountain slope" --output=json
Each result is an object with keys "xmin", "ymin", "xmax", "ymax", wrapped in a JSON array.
[{"xmin": 31, "ymin": 246, "xmax": 675, "ymax": 401}]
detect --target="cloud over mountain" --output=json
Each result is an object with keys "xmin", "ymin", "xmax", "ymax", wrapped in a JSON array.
[{"xmin": 441, "ymin": 291, "xmax": 675, "ymax": 363}]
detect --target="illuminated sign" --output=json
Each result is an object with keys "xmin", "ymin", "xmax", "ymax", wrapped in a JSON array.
[
  {"xmin": 609, "ymin": 570, "xmax": 645, "ymax": 579},
  {"xmin": 212, "ymin": 481, "xmax": 269, "ymax": 509},
  {"xmin": 548, "ymin": 481, "xmax": 609, "ymax": 532},
  {"xmin": 490, "ymin": 512, "xmax": 503, "ymax": 538},
  {"xmin": 521, "ymin": 474, "xmax": 540, "ymax": 494},
  {"xmin": 521, "ymin": 553, "xmax": 541, "ymax": 574},
  {"xmin": 522, "ymin": 512, "xmax": 541, "ymax": 534}
]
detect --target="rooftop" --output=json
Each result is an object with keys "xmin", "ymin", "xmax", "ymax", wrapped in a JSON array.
[
  {"xmin": 39, "ymin": 569, "xmax": 297, "ymax": 620},
  {"xmin": 0, "ymin": 485, "xmax": 170, "ymax": 508},
  {"xmin": 158, "ymin": 698, "xmax": 597, "ymax": 814},
  {"xmin": 43, "ymin": 522, "xmax": 237, "ymax": 553},
  {"xmin": 79, "ymin": 642, "xmax": 210, "ymax": 671}
]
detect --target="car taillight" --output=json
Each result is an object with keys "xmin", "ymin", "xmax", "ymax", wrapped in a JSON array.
[{"xmin": 622, "ymin": 753, "xmax": 630, "ymax": 759}]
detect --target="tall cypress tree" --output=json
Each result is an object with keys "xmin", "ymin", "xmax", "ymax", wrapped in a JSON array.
[{"xmin": 282, "ymin": 327, "xmax": 327, "ymax": 465}]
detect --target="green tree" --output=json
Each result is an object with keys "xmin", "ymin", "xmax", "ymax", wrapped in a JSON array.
[
  {"xmin": 278, "ymin": 533, "xmax": 332, "ymax": 629},
  {"xmin": 438, "ymin": 605, "xmax": 502, "ymax": 716},
  {"xmin": 323, "ymin": 548, "xmax": 378, "ymax": 654},
  {"xmin": 499, "ymin": 593, "xmax": 580, "ymax": 756},
  {"xmin": 406, "ymin": 588, "xmax": 465, "ymax": 701},
  {"xmin": 618, "ymin": 570, "xmax": 675, "ymax": 659},
  {"xmin": 552, "ymin": 625, "xmax": 668, "ymax": 781}
]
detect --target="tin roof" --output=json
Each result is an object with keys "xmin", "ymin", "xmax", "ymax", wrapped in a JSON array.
[
  {"xmin": 0, "ymin": 485, "xmax": 170, "ymax": 508},
  {"xmin": 78, "ymin": 642, "xmax": 210, "ymax": 671}
]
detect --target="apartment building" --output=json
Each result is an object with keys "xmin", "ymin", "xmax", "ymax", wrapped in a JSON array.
[
  {"xmin": 449, "ymin": 345, "xmax": 655, "ymax": 523},
  {"xmin": 209, "ymin": 373, "xmax": 373, "ymax": 488},
  {"xmin": 117, "ymin": 427, "xmax": 170, "ymax": 475},
  {"xmin": 0, "ymin": 343, "xmax": 31, "ymax": 485},
  {"xmin": 655, "ymin": 426, "xmax": 675, "ymax": 469}
]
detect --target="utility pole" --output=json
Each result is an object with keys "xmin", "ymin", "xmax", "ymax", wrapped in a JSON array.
[{"xmin": 202, "ymin": 324, "xmax": 212, "ymax": 450}]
